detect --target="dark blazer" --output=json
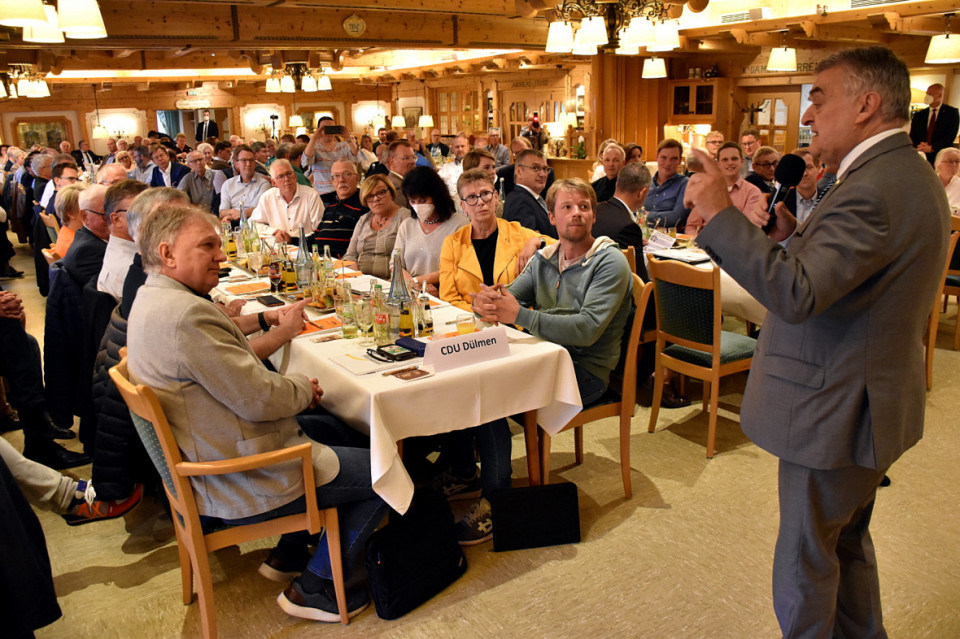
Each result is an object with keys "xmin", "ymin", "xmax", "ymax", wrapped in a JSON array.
[
  {"xmin": 745, "ymin": 171, "xmax": 775, "ymax": 195},
  {"xmin": 696, "ymin": 131, "xmax": 949, "ymax": 470},
  {"xmin": 71, "ymin": 149, "xmax": 102, "ymax": 166},
  {"xmin": 426, "ymin": 142, "xmax": 449, "ymax": 157},
  {"xmin": 60, "ymin": 226, "xmax": 107, "ymax": 286},
  {"xmin": 195, "ymin": 120, "xmax": 219, "ymax": 142},
  {"xmin": 591, "ymin": 176, "xmax": 617, "ymax": 203},
  {"xmin": 593, "ymin": 198, "xmax": 648, "ymax": 282},
  {"xmin": 150, "ymin": 162, "xmax": 190, "ymax": 188},
  {"xmin": 908, "ymin": 103, "xmax": 960, "ymax": 164},
  {"xmin": 496, "ymin": 163, "xmax": 555, "ymax": 198},
  {"xmin": 502, "ymin": 185, "xmax": 557, "ymax": 239}
]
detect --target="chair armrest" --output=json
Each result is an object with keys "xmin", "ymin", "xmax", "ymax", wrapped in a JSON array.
[{"xmin": 176, "ymin": 442, "xmax": 313, "ymax": 477}]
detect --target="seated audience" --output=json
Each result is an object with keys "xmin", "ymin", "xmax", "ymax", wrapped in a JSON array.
[
  {"xmin": 745, "ymin": 145, "xmax": 779, "ymax": 195},
  {"xmin": 440, "ymin": 169, "xmax": 549, "ymax": 312},
  {"xmin": 250, "ymin": 160, "xmax": 324, "ymax": 243},
  {"xmin": 97, "ymin": 163, "xmax": 129, "ymax": 187},
  {"xmin": 624, "ymin": 143, "xmax": 643, "ymax": 165},
  {"xmin": 303, "ymin": 116, "xmax": 359, "ymax": 196},
  {"xmin": 591, "ymin": 138, "xmax": 619, "ymax": 181},
  {"xmin": 128, "ymin": 204, "xmax": 388, "ymax": 622},
  {"xmin": 688, "ymin": 142, "xmax": 762, "ymax": 231},
  {"xmin": 496, "ymin": 136, "xmax": 555, "ymax": 198},
  {"xmin": 61, "ymin": 184, "xmax": 109, "ymax": 285},
  {"xmin": 644, "ymin": 139, "xmax": 690, "ymax": 230},
  {"xmin": 503, "ymin": 149, "xmax": 557, "ymax": 238},
  {"xmin": 342, "ymin": 174, "xmax": 411, "ymax": 278},
  {"xmin": 128, "ymin": 145, "xmax": 155, "ymax": 184},
  {"xmin": 396, "ymin": 167, "xmax": 469, "ymax": 295},
  {"xmin": 53, "ymin": 184, "xmax": 84, "ymax": 258},
  {"xmin": 704, "ymin": 131, "xmax": 724, "ymax": 159},
  {"xmin": 783, "ymin": 147, "xmax": 827, "ymax": 226},
  {"xmin": 219, "ymin": 145, "xmax": 271, "ymax": 223},
  {"xmin": 357, "ymin": 134, "xmax": 377, "ymax": 173},
  {"xmin": 591, "ymin": 143, "xmax": 625, "ymax": 203},
  {"xmin": 314, "ymin": 160, "xmax": 367, "ymax": 258},
  {"xmin": 437, "ymin": 134, "xmax": 471, "ymax": 199},
  {"xmin": 935, "ymin": 147, "xmax": 960, "ymax": 209},
  {"xmin": 114, "ymin": 150, "xmax": 133, "ymax": 172},
  {"xmin": 462, "ymin": 149, "xmax": 503, "ymax": 217},
  {"xmin": 593, "ymin": 162, "xmax": 650, "ymax": 279},
  {"xmin": 178, "ymin": 150, "xmax": 225, "ymax": 213},
  {"xmin": 97, "ymin": 180, "xmax": 149, "ymax": 301},
  {"xmin": 385, "ymin": 140, "xmax": 418, "ymax": 209},
  {"xmin": 150, "ymin": 146, "xmax": 190, "ymax": 188}
]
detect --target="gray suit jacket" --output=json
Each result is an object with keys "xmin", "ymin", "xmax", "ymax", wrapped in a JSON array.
[
  {"xmin": 697, "ymin": 132, "xmax": 950, "ymax": 470},
  {"xmin": 127, "ymin": 274, "xmax": 339, "ymax": 519}
]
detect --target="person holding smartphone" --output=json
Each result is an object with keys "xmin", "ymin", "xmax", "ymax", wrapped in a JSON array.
[{"xmin": 302, "ymin": 116, "xmax": 359, "ymax": 197}]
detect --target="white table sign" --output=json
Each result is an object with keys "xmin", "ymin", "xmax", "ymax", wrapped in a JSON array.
[{"xmin": 423, "ymin": 325, "xmax": 511, "ymax": 373}]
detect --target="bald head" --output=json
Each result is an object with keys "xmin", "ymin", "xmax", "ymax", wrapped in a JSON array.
[
  {"xmin": 98, "ymin": 163, "xmax": 129, "ymax": 187},
  {"xmin": 79, "ymin": 184, "xmax": 110, "ymax": 240}
]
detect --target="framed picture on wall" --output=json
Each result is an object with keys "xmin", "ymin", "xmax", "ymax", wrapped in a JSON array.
[
  {"xmin": 13, "ymin": 117, "xmax": 73, "ymax": 150},
  {"xmin": 402, "ymin": 107, "xmax": 422, "ymax": 129}
]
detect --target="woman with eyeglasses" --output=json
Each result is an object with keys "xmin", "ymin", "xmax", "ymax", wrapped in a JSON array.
[
  {"xmin": 53, "ymin": 184, "xmax": 86, "ymax": 258},
  {"xmin": 440, "ymin": 169, "xmax": 553, "ymax": 312},
  {"xmin": 934, "ymin": 147, "xmax": 960, "ymax": 210},
  {"xmin": 342, "ymin": 173, "xmax": 410, "ymax": 278},
  {"xmin": 393, "ymin": 167, "xmax": 468, "ymax": 295}
]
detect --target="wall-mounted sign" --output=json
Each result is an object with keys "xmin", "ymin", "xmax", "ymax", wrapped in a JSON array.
[
  {"xmin": 343, "ymin": 14, "xmax": 366, "ymax": 38},
  {"xmin": 175, "ymin": 98, "xmax": 211, "ymax": 110}
]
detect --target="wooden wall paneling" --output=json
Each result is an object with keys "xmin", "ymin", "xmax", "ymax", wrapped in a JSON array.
[{"xmin": 590, "ymin": 54, "xmax": 668, "ymax": 161}]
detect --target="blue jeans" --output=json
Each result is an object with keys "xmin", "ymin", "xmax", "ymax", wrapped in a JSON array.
[
  {"xmin": 575, "ymin": 364, "xmax": 608, "ymax": 407},
  {"xmin": 446, "ymin": 419, "xmax": 513, "ymax": 499}
]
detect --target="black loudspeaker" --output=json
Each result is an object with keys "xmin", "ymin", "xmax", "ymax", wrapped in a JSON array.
[{"xmin": 491, "ymin": 482, "xmax": 581, "ymax": 552}]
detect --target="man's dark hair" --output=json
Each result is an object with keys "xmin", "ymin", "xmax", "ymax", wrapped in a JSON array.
[
  {"xmin": 214, "ymin": 141, "xmax": 232, "ymax": 154},
  {"xmin": 296, "ymin": 134, "xmax": 310, "ymax": 144},
  {"xmin": 385, "ymin": 130, "xmax": 399, "ymax": 143},
  {"xmin": 250, "ymin": 141, "xmax": 266, "ymax": 153},
  {"xmin": 52, "ymin": 162, "xmax": 78, "ymax": 180},
  {"xmin": 105, "ymin": 180, "xmax": 149, "ymax": 216},
  {"xmin": 233, "ymin": 144, "xmax": 254, "ymax": 162}
]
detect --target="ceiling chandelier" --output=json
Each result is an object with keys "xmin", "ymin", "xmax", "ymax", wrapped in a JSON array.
[
  {"xmin": 546, "ymin": 0, "xmax": 683, "ymax": 56},
  {"xmin": 265, "ymin": 62, "xmax": 332, "ymax": 93},
  {"xmin": 0, "ymin": 0, "xmax": 107, "ymax": 39},
  {"xmin": 926, "ymin": 13, "xmax": 960, "ymax": 64}
]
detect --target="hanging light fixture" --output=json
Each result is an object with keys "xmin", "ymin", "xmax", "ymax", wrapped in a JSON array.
[
  {"xmin": 391, "ymin": 115, "xmax": 405, "ymax": 128},
  {"xmin": 641, "ymin": 57, "xmax": 667, "ymax": 79},
  {"xmin": 265, "ymin": 71, "xmax": 281, "ymax": 93},
  {"xmin": 615, "ymin": 28, "xmax": 640, "ymax": 55},
  {"xmin": 572, "ymin": 28, "xmax": 598, "ymax": 55},
  {"xmin": 317, "ymin": 74, "xmax": 332, "ymax": 91},
  {"xmin": 767, "ymin": 31, "xmax": 797, "ymax": 72},
  {"xmin": 91, "ymin": 83, "xmax": 108, "ymax": 138},
  {"xmin": 23, "ymin": 4, "xmax": 65, "ymax": 43},
  {"xmin": 418, "ymin": 80, "xmax": 434, "ymax": 129},
  {"xmin": 0, "ymin": 81, "xmax": 7, "ymax": 99},
  {"xmin": 579, "ymin": 16, "xmax": 609, "ymax": 47},
  {"xmin": 647, "ymin": 20, "xmax": 680, "ymax": 52},
  {"xmin": 0, "ymin": 0, "xmax": 47, "ymax": 27},
  {"xmin": 625, "ymin": 17, "xmax": 656, "ymax": 48},
  {"xmin": 58, "ymin": 0, "xmax": 108, "ymax": 39},
  {"xmin": 279, "ymin": 73, "xmax": 296, "ymax": 93},
  {"xmin": 301, "ymin": 74, "xmax": 318, "ymax": 92},
  {"xmin": 926, "ymin": 14, "xmax": 960, "ymax": 64},
  {"xmin": 545, "ymin": 21, "xmax": 575, "ymax": 53}
]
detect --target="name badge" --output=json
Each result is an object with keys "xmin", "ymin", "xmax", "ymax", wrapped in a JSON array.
[{"xmin": 423, "ymin": 326, "xmax": 510, "ymax": 373}]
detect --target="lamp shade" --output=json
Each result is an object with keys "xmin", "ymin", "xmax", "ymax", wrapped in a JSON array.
[
  {"xmin": 418, "ymin": 114, "xmax": 435, "ymax": 128},
  {"xmin": 280, "ymin": 75, "xmax": 296, "ymax": 93},
  {"xmin": 624, "ymin": 17, "xmax": 656, "ymax": 48},
  {"xmin": 580, "ymin": 16, "xmax": 608, "ymax": 46},
  {"xmin": 0, "ymin": 82, "xmax": 6, "ymax": 99},
  {"xmin": 546, "ymin": 21, "xmax": 574, "ymax": 53},
  {"xmin": 265, "ymin": 77, "xmax": 281, "ymax": 93},
  {"xmin": 23, "ymin": 5, "xmax": 64, "ymax": 43},
  {"xmin": 767, "ymin": 46, "xmax": 797, "ymax": 72},
  {"xmin": 92, "ymin": 124, "xmax": 109, "ymax": 139},
  {"xmin": 641, "ymin": 57, "xmax": 667, "ymax": 79},
  {"xmin": 0, "ymin": 0, "xmax": 47, "ymax": 27},
  {"xmin": 301, "ymin": 75, "xmax": 318, "ymax": 92},
  {"xmin": 925, "ymin": 34, "xmax": 960, "ymax": 64},
  {"xmin": 59, "ymin": 0, "xmax": 108, "ymax": 38},
  {"xmin": 391, "ymin": 115, "xmax": 406, "ymax": 128},
  {"xmin": 317, "ymin": 75, "xmax": 332, "ymax": 91},
  {"xmin": 289, "ymin": 114, "xmax": 304, "ymax": 127},
  {"xmin": 647, "ymin": 20, "xmax": 680, "ymax": 52},
  {"xmin": 572, "ymin": 28, "xmax": 598, "ymax": 55},
  {"xmin": 37, "ymin": 80, "xmax": 51, "ymax": 97},
  {"xmin": 615, "ymin": 28, "xmax": 639, "ymax": 55}
]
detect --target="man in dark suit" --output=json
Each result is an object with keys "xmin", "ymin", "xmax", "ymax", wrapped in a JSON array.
[
  {"xmin": 591, "ymin": 143, "xmax": 624, "ymax": 204},
  {"xmin": 61, "ymin": 184, "xmax": 110, "ymax": 286},
  {"xmin": 70, "ymin": 140, "xmax": 101, "ymax": 170},
  {"xmin": 908, "ymin": 83, "xmax": 960, "ymax": 166},
  {"xmin": 685, "ymin": 47, "xmax": 949, "ymax": 638},
  {"xmin": 782, "ymin": 148, "xmax": 826, "ymax": 226},
  {"xmin": 502, "ymin": 149, "xmax": 556, "ymax": 238},
  {"xmin": 149, "ymin": 147, "xmax": 190, "ymax": 188},
  {"xmin": 496, "ymin": 137, "xmax": 554, "ymax": 198},
  {"xmin": 195, "ymin": 110, "xmax": 219, "ymax": 143},
  {"xmin": 593, "ymin": 161, "xmax": 648, "ymax": 281},
  {"xmin": 744, "ymin": 146, "xmax": 778, "ymax": 195}
]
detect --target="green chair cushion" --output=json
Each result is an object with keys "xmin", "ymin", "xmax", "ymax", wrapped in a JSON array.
[{"xmin": 663, "ymin": 331, "xmax": 756, "ymax": 368}]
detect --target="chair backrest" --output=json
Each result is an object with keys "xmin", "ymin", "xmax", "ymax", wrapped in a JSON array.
[
  {"xmin": 948, "ymin": 226, "xmax": 960, "ymax": 279},
  {"xmin": 942, "ymin": 231, "xmax": 960, "ymax": 282},
  {"xmin": 607, "ymin": 273, "xmax": 650, "ymax": 406},
  {"xmin": 41, "ymin": 248, "xmax": 60, "ymax": 266},
  {"xmin": 647, "ymin": 256, "xmax": 721, "ymax": 353},
  {"xmin": 621, "ymin": 246, "xmax": 637, "ymax": 274},
  {"xmin": 109, "ymin": 358, "xmax": 196, "ymax": 521},
  {"xmin": 39, "ymin": 212, "xmax": 59, "ymax": 243},
  {"xmin": 952, "ymin": 216, "xmax": 960, "ymax": 233}
]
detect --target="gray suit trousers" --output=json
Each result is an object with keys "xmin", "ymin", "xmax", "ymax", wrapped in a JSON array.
[{"xmin": 774, "ymin": 460, "xmax": 888, "ymax": 639}]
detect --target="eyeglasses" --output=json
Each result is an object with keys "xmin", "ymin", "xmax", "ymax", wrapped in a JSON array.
[
  {"xmin": 83, "ymin": 208, "xmax": 106, "ymax": 218},
  {"xmin": 395, "ymin": 155, "xmax": 416, "ymax": 162},
  {"xmin": 367, "ymin": 189, "xmax": 391, "ymax": 201},
  {"xmin": 519, "ymin": 164, "xmax": 550, "ymax": 174},
  {"xmin": 461, "ymin": 190, "xmax": 496, "ymax": 206},
  {"xmin": 331, "ymin": 172, "xmax": 357, "ymax": 181},
  {"xmin": 706, "ymin": 140, "xmax": 723, "ymax": 145},
  {"xmin": 59, "ymin": 176, "xmax": 79, "ymax": 183},
  {"xmin": 273, "ymin": 172, "xmax": 296, "ymax": 180},
  {"xmin": 753, "ymin": 160, "xmax": 779, "ymax": 168}
]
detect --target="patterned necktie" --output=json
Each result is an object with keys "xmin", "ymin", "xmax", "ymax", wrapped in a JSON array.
[
  {"xmin": 536, "ymin": 195, "xmax": 548, "ymax": 212},
  {"xmin": 926, "ymin": 108, "xmax": 937, "ymax": 145}
]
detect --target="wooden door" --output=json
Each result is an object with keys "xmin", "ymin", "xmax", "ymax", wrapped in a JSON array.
[{"xmin": 740, "ymin": 88, "xmax": 801, "ymax": 153}]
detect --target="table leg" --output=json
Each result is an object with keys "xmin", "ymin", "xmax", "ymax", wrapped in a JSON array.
[{"xmin": 522, "ymin": 411, "xmax": 541, "ymax": 486}]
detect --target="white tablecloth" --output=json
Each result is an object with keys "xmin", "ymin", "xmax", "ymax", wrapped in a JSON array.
[{"xmin": 217, "ymin": 274, "xmax": 582, "ymax": 514}]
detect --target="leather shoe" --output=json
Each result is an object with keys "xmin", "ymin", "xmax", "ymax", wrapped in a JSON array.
[
  {"xmin": 23, "ymin": 409, "xmax": 76, "ymax": 440},
  {"xmin": 23, "ymin": 441, "xmax": 91, "ymax": 470},
  {"xmin": 879, "ymin": 475, "xmax": 891, "ymax": 487},
  {"xmin": 0, "ymin": 410, "xmax": 20, "ymax": 434},
  {"xmin": 638, "ymin": 374, "xmax": 692, "ymax": 409}
]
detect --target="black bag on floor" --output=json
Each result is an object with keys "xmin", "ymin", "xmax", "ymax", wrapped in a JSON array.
[
  {"xmin": 491, "ymin": 482, "xmax": 581, "ymax": 552},
  {"xmin": 364, "ymin": 489, "xmax": 467, "ymax": 620}
]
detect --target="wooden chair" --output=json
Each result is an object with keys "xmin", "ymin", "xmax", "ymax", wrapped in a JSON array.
[
  {"xmin": 926, "ymin": 231, "xmax": 960, "ymax": 388},
  {"xmin": 528, "ymin": 274, "xmax": 650, "ymax": 498},
  {"xmin": 646, "ymin": 257, "xmax": 756, "ymax": 458},
  {"xmin": 41, "ymin": 247, "xmax": 60, "ymax": 266},
  {"xmin": 109, "ymin": 358, "xmax": 349, "ymax": 639},
  {"xmin": 942, "ymin": 217, "xmax": 960, "ymax": 350},
  {"xmin": 39, "ymin": 211, "xmax": 60, "ymax": 244}
]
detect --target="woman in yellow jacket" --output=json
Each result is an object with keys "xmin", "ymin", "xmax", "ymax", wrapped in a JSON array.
[{"xmin": 440, "ymin": 169, "xmax": 555, "ymax": 312}]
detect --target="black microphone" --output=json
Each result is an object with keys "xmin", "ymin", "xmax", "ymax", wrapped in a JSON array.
[{"xmin": 761, "ymin": 153, "xmax": 807, "ymax": 233}]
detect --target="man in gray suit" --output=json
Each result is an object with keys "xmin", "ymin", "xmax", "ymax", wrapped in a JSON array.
[
  {"xmin": 128, "ymin": 204, "xmax": 387, "ymax": 623},
  {"xmin": 684, "ymin": 47, "xmax": 950, "ymax": 637}
]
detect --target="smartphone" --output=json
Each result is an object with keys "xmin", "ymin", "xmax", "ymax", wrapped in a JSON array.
[
  {"xmin": 375, "ymin": 344, "xmax": 417, "ymax": 361},
  {"xmin": 323, "ymin": 125, "xmax": 345, "ymax": 135},
  {"xmin": 256, "ymin": 295, "xmax": 285, "ymax": 307}
]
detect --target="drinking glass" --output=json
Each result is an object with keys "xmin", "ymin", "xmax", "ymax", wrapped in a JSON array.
[
  {"xmin": 247, "ymin": 251, "xmax": 263, "ymax": 274},
  {"xmin": 337, "ymin": 296, "xmax": 358, "ymax": 339},
  {"xmin": 356, "ymin": 297, "xmax": 374, "ymax": 344},
  {"xmin": 268, "ymin": 261, "xmax": 281, "ymax": 294},
  {"xmin": 456, "ymin": 313, "xmax": 476, "ymax": 335}
]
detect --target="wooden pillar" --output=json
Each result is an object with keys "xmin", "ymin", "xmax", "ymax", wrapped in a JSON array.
[{"xmin": 590, "ymin": 52, "xmax": 668, "ymax": 159}]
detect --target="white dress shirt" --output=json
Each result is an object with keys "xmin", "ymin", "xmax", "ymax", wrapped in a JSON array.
[
  {"xmin": 437, "ymin": 158, "xmax": 464, "ymax": 199},
  {"xmin": 250, "ymin": 184, "xmax": 325, "ymax": 236},
  {"xmin": 97, "ymin": 236, "xmax": 137, "ymax": 301}
]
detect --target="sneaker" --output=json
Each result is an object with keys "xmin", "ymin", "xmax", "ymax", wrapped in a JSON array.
[
  {"xmin": 432, "ymin": 469, "xmax": 482, "ymax": 502},
  {"xmin": 62, "ymin": 482, "xmax": 143, "ymax": 526},
  {"xmin": 259, "ymin": 543, "xmax": 312, "ymax": 582},
  {"xmin": 277, "ymin": 577, "xmax": 369, "ymax": 623},
  {"xmin": 456, "ymin": 498, "xmax": 493, "ymax": 546}
]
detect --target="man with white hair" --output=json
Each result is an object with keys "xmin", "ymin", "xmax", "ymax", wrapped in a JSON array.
[
  {"xmin": 61, "ymin": 184, "xmax": 109, "ymax": 285},
  {"xmin": 178, "ymin": 150, "xmax": 225, "ymax": 213},
  {"xmin": 102, "ymin": 138, "xmax": 119, "ymax": 164},
  {"xmin": 97, "ymin": 163, "xmax": 129, "ymax": 188},
  {"xmin": 250, "ymin": 159, "xmax": 324, "ymax": 243},
  {"xmin": 591, "ymin": 143, "xmax": 625, "ymax": 203},
  {"xmin": 485, "ymin": 128, "xmax": 510, "ymax": 167}
]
